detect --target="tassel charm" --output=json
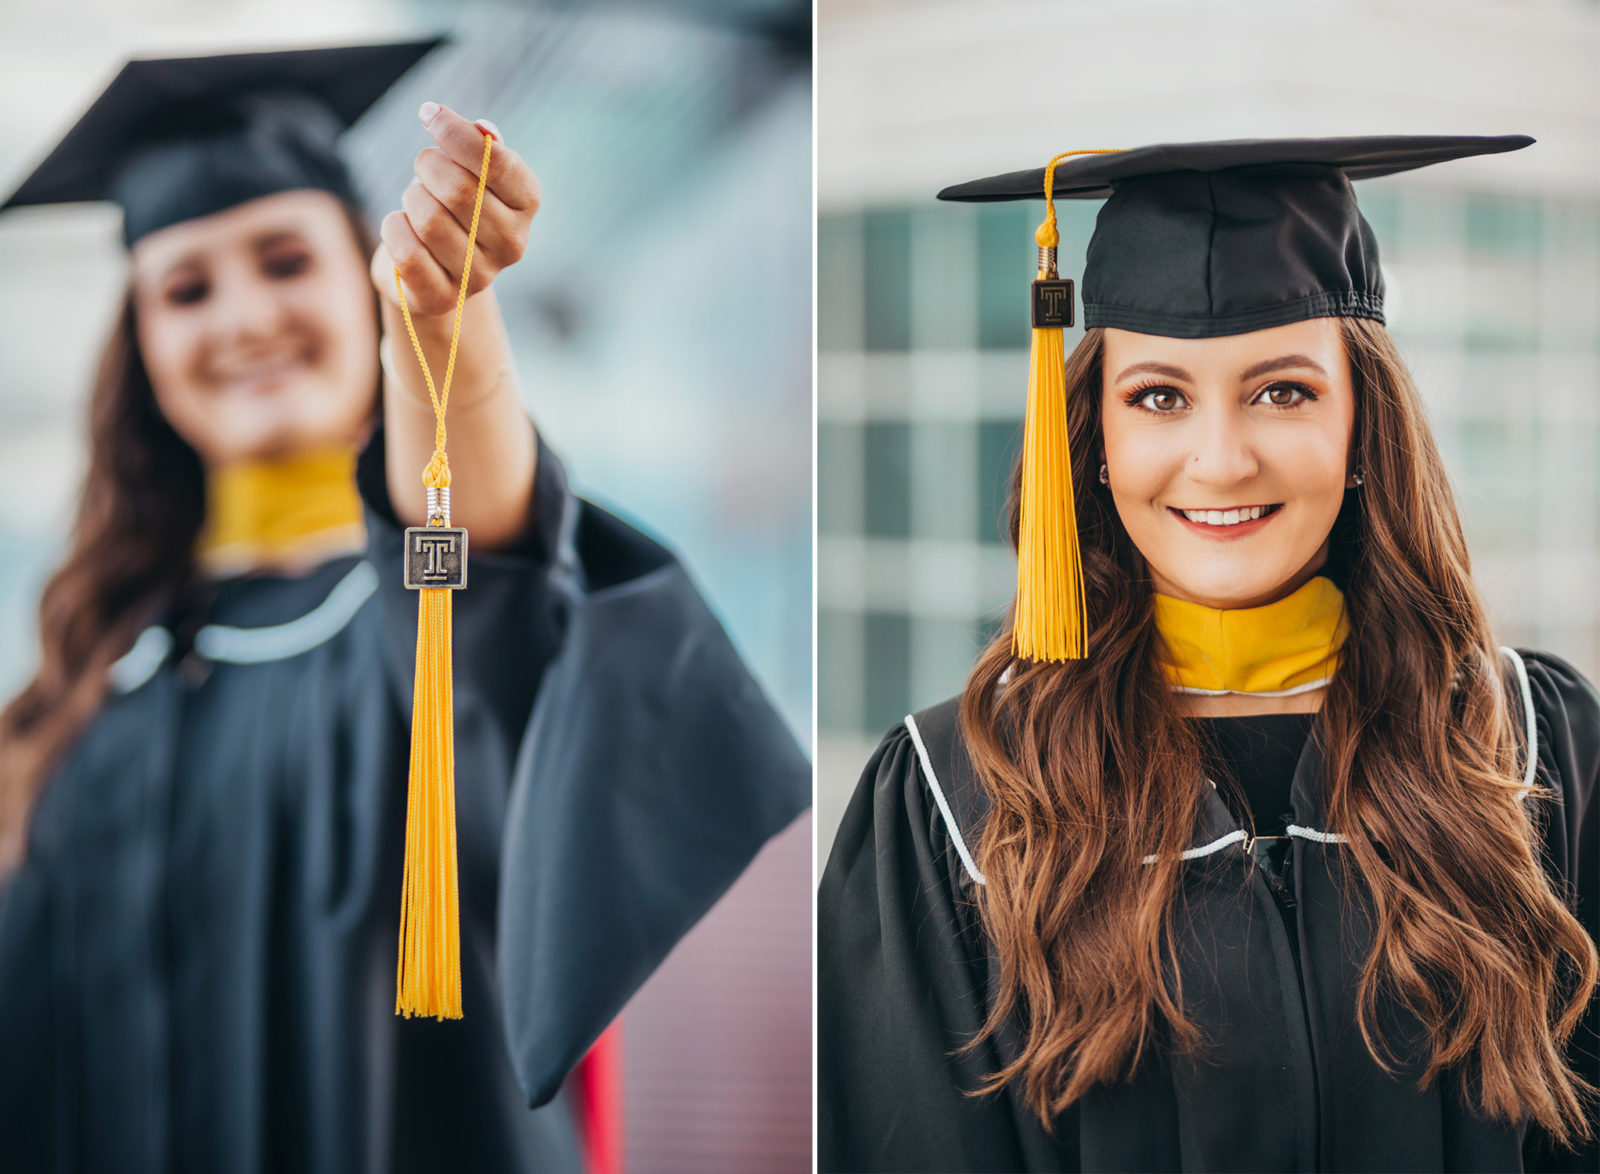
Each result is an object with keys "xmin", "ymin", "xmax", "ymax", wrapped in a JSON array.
[
  {"xmin": 1031, "ymin": 246, "xmax": 1074, "ymax": 331},
  {"xmin": 404, "ymin": 488, "xmax": 468, "ymax": 590},
  {"xmin": 392, "ymin": 128, "xmax": 494, "ymax": 1019}
]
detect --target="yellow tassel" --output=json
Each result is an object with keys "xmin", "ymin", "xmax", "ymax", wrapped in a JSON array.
[
  {"xmin": 396, "ymin": 581, "xmax": 462, "ymax": 1018},
  {"xmin": 1011, "ymin": 149, "xmax": 1123, "ymax": 663},
  {"xmin": 391, "ymin": 129, "xmax": 494, "ymax": 1019},
  {"xmin": 1013, "ymin": 264, "xmax": 1086, "ymax": 663}
]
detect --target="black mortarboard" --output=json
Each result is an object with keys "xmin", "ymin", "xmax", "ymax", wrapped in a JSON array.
[
  {"xmin": 934, "ymin": 135, "xmax": 1534, "ymax": 663},
  {"xmin": 937, "ymin": 134, "xmax": 1534, "ymax": 339},
  {"xmin": 1, "ymin": 39, "xmax": 443, "ymax": 246}
]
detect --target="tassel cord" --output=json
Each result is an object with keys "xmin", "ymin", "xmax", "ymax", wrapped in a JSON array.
[{"xmin": 393, "ymin": 130, "xmax": 496, "ymax": 493}]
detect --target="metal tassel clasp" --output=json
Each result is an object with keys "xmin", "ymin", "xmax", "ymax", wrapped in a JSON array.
[
  {"xmin": 403, "ymin": 486, "xmax": 468, "ymax": 590},
  {"xmin": 1032, "ymin": 244, "xmax": 1075, "ymax": 329}
]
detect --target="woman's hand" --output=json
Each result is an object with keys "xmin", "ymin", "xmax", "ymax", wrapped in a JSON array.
[
  {"xmin": 370, "ymin": 102, "xmax": 543, "ymax": 315},
  {"xmin": 374, "ymin": 102, "xmax": 540, "ymax": 548}
]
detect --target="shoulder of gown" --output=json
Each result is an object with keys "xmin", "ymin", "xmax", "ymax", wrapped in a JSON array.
[
  {"xmin": 1506, "ymin": 648, "xmax": 1599, "ymax": 1172},
  {"xmin": 1506, "ymin": 648, "xmax": 1599, "ymax": 896},
  {"xmin": 819, "ymin": 695, "xmax": 1050, "ymax": 1174},
  {"xmin": 360, "ymin": 420, "xmax": 812, "ymax": 1109}
]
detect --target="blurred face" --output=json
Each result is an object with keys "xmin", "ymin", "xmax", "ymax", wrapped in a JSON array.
[
  {"xmin": 131, "ymin": 189, "xmax": 379, "ymax": 469},
  {"xmin": 1099, "ymin": 317, "xmax": 1358, "ymax": 610}
]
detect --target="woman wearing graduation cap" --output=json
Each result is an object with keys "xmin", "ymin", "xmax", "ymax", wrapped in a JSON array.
[
  {"xmin": 819, "ymin": 136, "xmax": 1598, "ymax": 1172},
  {"xmin": 0, "ymin": 40, "xmax": 809, "ymax": 1174}
]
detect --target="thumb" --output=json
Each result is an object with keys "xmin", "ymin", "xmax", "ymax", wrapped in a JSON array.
[{"xmin": 369, "ymin": 242, "xmax": 405, "ymax": 309}]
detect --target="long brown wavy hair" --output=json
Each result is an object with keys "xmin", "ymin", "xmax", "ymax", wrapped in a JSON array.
[
  {"xmin": 0, "ymin": 199, "xmax": 381, "ymax": 876},
  {"xmin": 960, "ymin": 319, "xmax": 1598, "ymax": 1148}
]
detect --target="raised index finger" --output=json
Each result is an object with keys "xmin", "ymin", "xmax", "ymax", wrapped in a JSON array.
[{"xmin": 417, "ymin": 102, "xmax": 541, "ymax": 213}]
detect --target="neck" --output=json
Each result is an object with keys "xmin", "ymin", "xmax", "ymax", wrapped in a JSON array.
[
  {"xmin": 1177, "ymin": 689, "xmax": 1325, "ymax": 717},
  {"xmin": 1153, "ymin": 575, "xmax": 1348, "ymax": 715},
  {"xmin": 196, "ymin": 444, "xmax": 366, "ymax": 577}
]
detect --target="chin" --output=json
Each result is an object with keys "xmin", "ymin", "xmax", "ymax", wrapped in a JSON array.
[
  {"xmin": 1152, "ymin": 563, "xmax": 1302, "ymax": 610},
  {"xmin": 212, "ymin": 404, "xmax": 365, "ymax": 464}
]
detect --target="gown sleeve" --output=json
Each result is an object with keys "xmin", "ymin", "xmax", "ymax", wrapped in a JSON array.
[
  {"xmin": 357, "ymin": 418, "xmax": 812, "ymax": 1110},
  {"xmin": 1514, "ymin": 649, "xmax": 1600, "ymax": 1173},
  {"xmin": 818, "ymin": 718, "xmax": 1035, "ymax": 1174},
  {"xmin": 0, "ymin": 819, "xmax": 60, "ymax": 1163}
]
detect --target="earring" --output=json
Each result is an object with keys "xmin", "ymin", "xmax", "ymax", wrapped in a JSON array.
[
  {"xmin": 1352, "ymin": 468, "xmax": 1365, "ymax": 488},
  {"xmin": 1098, "ymin": 463, "xmax": 1110, "ymax": 486}
]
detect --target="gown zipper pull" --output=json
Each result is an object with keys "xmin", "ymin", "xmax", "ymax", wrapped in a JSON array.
[{"xmin": 1267, "ymin": 844, "xmax": 1297, "ymax": 910}]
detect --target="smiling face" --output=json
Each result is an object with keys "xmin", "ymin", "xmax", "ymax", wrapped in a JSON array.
[
  {"xmin": 131, "ymin": 189, "xmax": 380, "ymax": 470},
  {"xmin": 1098, "ymin": 317, "xmax": 1358, "ymax": 611}
]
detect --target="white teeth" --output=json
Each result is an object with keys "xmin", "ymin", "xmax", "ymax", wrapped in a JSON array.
[
  {"xmin": 221, "ymin": 354, "xmax": 302, "ymax": 382},
  {"xmin": 1179, "ymin": 505, "xmax": 1274, "ymax": 526}
]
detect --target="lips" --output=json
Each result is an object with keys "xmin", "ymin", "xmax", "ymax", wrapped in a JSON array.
[{"xmin": 1167, "ymin": 503, "xmax": 1283, "ymax": 539}]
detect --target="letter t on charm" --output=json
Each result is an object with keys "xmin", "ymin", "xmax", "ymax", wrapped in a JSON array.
[{"xmin": 403, "ymin": 486, "xmax": 469, "ymax": 590}]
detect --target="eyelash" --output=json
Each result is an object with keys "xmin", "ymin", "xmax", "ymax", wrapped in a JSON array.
[{"xmin": 1121, "ymin": 380, "xmax": 1318, "ymax": 414}]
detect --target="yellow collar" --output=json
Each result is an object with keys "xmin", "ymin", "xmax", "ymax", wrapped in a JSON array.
[
  {"xmin": 196, "ymin": 445, "xmax": 366, "ymax": 577},
  {"xmin": 1153, "ymin": 575, "xmax": 1348, "ymax": 696}
]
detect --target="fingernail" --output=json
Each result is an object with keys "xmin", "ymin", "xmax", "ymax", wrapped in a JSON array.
[
  {"xmin": 419, "ymin": 101, "xmax": 441, "ymax": 126},
  {"xmin": 474, "ymin": 119, "xmax": 502, "ymax": 142}
]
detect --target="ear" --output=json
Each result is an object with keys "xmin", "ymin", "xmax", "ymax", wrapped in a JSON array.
[{"xmin": 1343, "ymin": 449, "xmax": 1361, "ymax": 490}]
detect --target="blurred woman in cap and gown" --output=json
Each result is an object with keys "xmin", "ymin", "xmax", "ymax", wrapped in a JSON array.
[
  {"xmin": 818, "ymin": 136, "xmax": 1597, "ymax": 1173},
  {"xmin": 0, "ymin": 40, "xmax": 809, "ymax": 1174}
]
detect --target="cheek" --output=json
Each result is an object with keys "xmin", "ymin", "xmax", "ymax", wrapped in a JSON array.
[
  {"xmin": 305, "ymin": 273, "xmax": 374, "ymax": 342},
  {"xmin": 1100, "ymin": 412, "xmax": 1185, "ymax": 502},
  {"xmin": 288, "ymin": 269, "xmax": 380, "ymax": 393},
  {"xmin": 135, "ymin": 305, "xmax": 210, "ymax": 426},
  {"xmin": 1271, "ymin": 425, "xmax": 1349, "ymax": 504},
  {"xmin": 136, "ymin": 304, "xmax": 194, "ymax": 388}
]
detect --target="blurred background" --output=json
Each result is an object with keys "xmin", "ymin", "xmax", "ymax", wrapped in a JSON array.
[
  {"xmin": 818, "ymin": 0, "xmax": 1600, "ymax": 866},
  {"xmin": 0, "ymin": 1, "xmax": 811, "ymax": 1171}
]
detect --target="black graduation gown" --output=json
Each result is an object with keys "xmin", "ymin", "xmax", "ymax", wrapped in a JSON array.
[
  {"xmin": 818, "ymin": 649, "xmax": 1599, "ymax": 1173},
  {"xmin": 0, "ymin": 423, "xmax": 810, "ymax": 1173}
]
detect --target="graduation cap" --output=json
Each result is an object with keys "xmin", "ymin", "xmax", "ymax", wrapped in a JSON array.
[
  {"xmin": 936, "ymin": 134, "xmax": 1534, "ymax": 662},
  {"xmin": 1, "ymin": 39, "xmax": 444, "ymax": 246}
]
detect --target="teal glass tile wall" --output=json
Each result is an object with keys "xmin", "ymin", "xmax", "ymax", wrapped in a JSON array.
[{"xmin": 818, "ymin": 186, "xmax": 1600, "ymax": 752}]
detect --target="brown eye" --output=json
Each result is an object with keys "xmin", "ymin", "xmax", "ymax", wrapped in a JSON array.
[
  {"xmin": 166, "ymin": 281, "xmax": 209, "ymax": 306},
  {"xmin": 1129, "ymin": 386, "xmax": 1184, "ymax": 412},
  {"xmin": 264, "ymin": 252, "xmax": 311, "ymax": 279},
  {"xmin": 1259, "ymin": 382, "xmax": 1313, "ymax": 407}
]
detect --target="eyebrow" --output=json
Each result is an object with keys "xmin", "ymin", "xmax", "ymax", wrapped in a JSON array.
[
  {"xmin": 253, "ymin": 229, "xmax": 310, "ymax": 251},
  {"xmin": 1111, "ymin": 354, "xmax": 1329, "ymax": 385}
]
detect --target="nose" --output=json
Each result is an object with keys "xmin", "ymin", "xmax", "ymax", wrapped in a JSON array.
[
  {"xmin": 207, "ymin": 262, "xmax": 289, "ymax": 347},
  {"xmin": 1185, "ymin": 401, "xmax": 1260, "ymax": 489}
]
